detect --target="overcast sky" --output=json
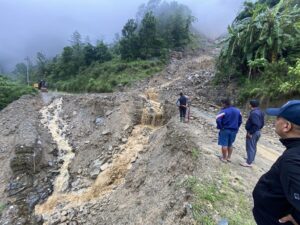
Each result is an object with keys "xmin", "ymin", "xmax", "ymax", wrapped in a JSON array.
[{"xmin": 0, "ymin": 0, "xmax": 246, "ymax": 72}]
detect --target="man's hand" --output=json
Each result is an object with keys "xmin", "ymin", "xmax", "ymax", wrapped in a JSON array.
[
  {"xmin": 246, "ymin": 133, "xmax": 252, "ymax": 138},
  {"xmin": 279, "ymin": 214, "xmax": 299, "ymax": 225}
]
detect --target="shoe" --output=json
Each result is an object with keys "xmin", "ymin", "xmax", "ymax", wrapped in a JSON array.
[
  {"xmin": 219, "ymin": 157, "xmax": 227, "ymax": 163},
  {"xmin": 240, "ymin": 162, "xmax": 252, "ymax": 167},
  {"xmin": 227, "ymin": 158, "xmax": 232, "ymax": 163}
]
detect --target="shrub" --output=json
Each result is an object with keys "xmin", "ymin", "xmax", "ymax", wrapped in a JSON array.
[{"xmin": 0, "ymin": 76, "xmax": 37, "ymax": 110}]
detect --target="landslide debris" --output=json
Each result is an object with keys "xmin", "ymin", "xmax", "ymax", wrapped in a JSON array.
[{"xmin": 0, "ymin": 51, "xmax": 284, "ymax": 225}]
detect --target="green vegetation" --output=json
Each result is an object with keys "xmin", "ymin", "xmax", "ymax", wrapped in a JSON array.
[
  {"xmin": 0, "ymin": 76, "xmax": 37, "ymax": 110},
  {"xmin": 185, "ymin": 170, "xmax": 254, "ymax": 225},
  {"xmin": 120, "ymin": 1, "xmax": 195, "ymax": 60},
  {"xmin": 0, "ymin": 203, "xmax": 5, "ymax": 215},
  {"xmin": 53, "ymin": 59, "xmax": 163, "ymax": 92},
  {"xmin": 191, "ymin": 148, "xmax": 200, "ymax": 160},
  {"xmin": 10, "ymin": 0, "xmax": 197, "ymax": 93},
  {"xmin": 216, "ymin": 0, "xmax": 300, "ymax": 103}
]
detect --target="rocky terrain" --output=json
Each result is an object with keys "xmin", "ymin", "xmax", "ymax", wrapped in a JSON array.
[{"xmin": 0, "ymin": 50, "xmax": 283, "ymax": 225}]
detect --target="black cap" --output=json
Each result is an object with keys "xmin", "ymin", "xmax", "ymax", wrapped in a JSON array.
[{"xmin": 250, "ymin": 99, "xmax": 259, "ymax": 107}]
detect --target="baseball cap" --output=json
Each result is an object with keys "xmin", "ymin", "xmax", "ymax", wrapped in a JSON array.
[
  {"xmin": 266, "ymin": 100, "xmax": 300, "ymax": 125},
  {"xmin": 250, "ymin": 99, "xmax": 259, "ymax": 107}
]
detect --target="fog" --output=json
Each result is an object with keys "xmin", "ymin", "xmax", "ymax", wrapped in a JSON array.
[{"xmin": 0, "ymin": 0, "xmax": 246, "ymax": 72}]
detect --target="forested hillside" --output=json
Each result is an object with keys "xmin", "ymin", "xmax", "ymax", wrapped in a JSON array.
[
  {"xmin": 5, "ymin": 0, "xmax": 300, "ymax": 107},
  {"xmin": 11, "ymin": 0, "xmax": 198, "ymax": 93},
  {"xmin": 216, "ymin": 0, "xmax": 300, "ymax": 103}
]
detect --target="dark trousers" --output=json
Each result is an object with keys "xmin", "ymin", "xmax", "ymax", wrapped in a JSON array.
[
  {"xmin": 179, "ymin": 107, "xmax": 187, "ymax": 120},
  {"xmin": 246, "ymin": 131, "xmax": 261, "ymax": 164}
]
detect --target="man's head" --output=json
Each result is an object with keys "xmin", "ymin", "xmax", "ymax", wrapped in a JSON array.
[
  {"xmin": 266, "ymin": 100, "xmax": 300, "ymax": 138},
  {"xmin": 221, "ymin": 98, "xmax": 231, "ymax": 108},
  {"xmin": 250, "ymin": 99, "xmax": 259, "ymax": 108},
  {"xmin": 179, "ymin": 92, "xmax": 183, "ymax": 96}
]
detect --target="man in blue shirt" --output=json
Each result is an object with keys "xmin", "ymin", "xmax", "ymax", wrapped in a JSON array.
[
  {"xmin": 216, "ymin": 98, "xmax": 242, "ymax": 162},
  {"xmin": 240, "ymin": 99, "xmax": 265, "ymax": 167}
]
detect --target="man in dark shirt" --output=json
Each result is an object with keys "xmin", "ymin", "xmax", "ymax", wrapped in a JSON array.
[
  {"xmin": 240, "ymin": 99, "xmax": 265, "ymax": 167},
  {"xmin": 176, "ymin": 92, "xmax": 188, "ymax": 122},
  {"xmin": 253, "ymin": 100, "xmax": 300, "ymax": 225}
]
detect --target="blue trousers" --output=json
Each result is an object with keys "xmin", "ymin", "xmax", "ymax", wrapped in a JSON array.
[
  {"xmin": 179, "ymin": 107, "xmax": 187, "ymax": 119},
  {"xmin": 246, "ymin": 131, "xmax": 261, "ymax": 164}
]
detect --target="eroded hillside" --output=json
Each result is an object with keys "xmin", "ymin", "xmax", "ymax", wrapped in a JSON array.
[{"xmin": 0, "ymin": 52, "xmax": 283, "ymax": 225}]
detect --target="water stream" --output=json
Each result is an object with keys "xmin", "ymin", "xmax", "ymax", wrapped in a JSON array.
[
  {"xmin": 35, "ymin": 91, "xmax": 163, "ymax": 219},
  {"xmin": 40, "ymin": 97, "xmax": 75, "ymax": 193}
]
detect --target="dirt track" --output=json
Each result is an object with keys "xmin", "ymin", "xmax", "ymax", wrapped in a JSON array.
[{"xmin": 0, "ymin": 53, "xmax": 284, "ymax": 225}]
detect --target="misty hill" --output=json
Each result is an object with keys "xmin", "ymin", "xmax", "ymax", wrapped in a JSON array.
[
  {"xmin": 10, "ymin": 1, "xmax": 202, "ymax": 93},
  {"xmin": 0, "ymin": 0, "xmax": 300, "ymax": 224}
]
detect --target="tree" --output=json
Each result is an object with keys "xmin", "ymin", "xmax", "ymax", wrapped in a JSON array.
[
  {"xmin": 119, "ymin": 19, "xmax": 140, "ymax": 60},
  {"xmin": 139, "ymin": 12, "xmax": 161, "ymax": 59},
  {"xmin": 13, "ymin": 63, "xmax": 27, "ymax": 84},
  {"xmin": 83, "ymin": 44, "xmax": 97, "ymax": 66},
  {"xmin": 70, "ymin": 30, "xmax": 83, "ymax": 49},
  {"xmin": 36, "ymin": 52, "xmax": 47, "ymax": 80},
  {"xmin": 95, "ymin": 41, "xmax": 112, "ymax": 63},
  {"xmin": 217, "ymin": 0, "xmax": 300, "ymax": 80},
  {"xmin": 152, "ymin": 1, "xmax": 194, "ymax": 49}
]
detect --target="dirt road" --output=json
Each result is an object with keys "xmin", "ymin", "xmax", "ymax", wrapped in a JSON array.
[{"xmin": 0, "ymin": 53, "xmax": 284, "ymax": 225}]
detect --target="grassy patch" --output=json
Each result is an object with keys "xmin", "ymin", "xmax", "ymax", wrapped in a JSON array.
[
  {"xmin": 0, "ymin": 76, "xmax": 37, "ymax": 110},
  {"xmin": 53, "ymin": 59, "xmax": 164, "ymax": 93},
  {"xmin": 191, "ymin": 148, "xmax": 200, "ymax": 160},
  {"xmin": 0, "ymin": 203, "xmax": 6, "ymax": 215},
  {"xmin": 185, "ymin": 170, "xmax": 255, "ymax": 225}
]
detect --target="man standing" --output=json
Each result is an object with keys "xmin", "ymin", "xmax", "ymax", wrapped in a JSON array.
[
  {"xmin": 253, "ymin": 100, "xmax": 300, "ymax": 225},
  {"xmin": 240, "ymin": 99, "xmax": 265, "ymax": 167},
  {"xmin": 176, "ymin": 92, "xmax": 188, "ymax": 122},
  {"xmin": 216, "ymin": 98, "xmax": 242, "ymax": 162}
]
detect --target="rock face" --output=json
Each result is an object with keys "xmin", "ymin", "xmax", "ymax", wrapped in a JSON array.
[
  {"xmin": 10, "ymin": 143, "xmax": 42, "ymax": 174},
  {"xmin": 0, "ymin": 95, "xmax": 57, "ymax": 225}
]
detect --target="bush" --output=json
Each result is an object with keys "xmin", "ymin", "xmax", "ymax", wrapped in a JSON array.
[
  {"xmin": 0, "ymin": 76, "xmax": 37, "ymax": 110},
  {"xmin": 53, "ymin": 59, "xmax": 164, "ymax": 93},
  {"xmin": 237, "ymin": 60, "xmax": 291, "ymax": 103}
]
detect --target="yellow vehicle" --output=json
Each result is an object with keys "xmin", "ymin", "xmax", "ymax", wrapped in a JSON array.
[{"xmin": 33, "ymin": 81, "xmax": 48, "ymax": 92}]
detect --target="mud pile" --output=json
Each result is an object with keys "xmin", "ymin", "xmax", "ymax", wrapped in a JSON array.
[{"xmin": 0, "ymin": 51, "xmax": 283, "ymax": 225}]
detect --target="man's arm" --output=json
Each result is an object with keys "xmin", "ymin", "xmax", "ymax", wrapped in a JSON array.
[
  {"xmin": 280, "ymin": 158, "xmax": 300, "ymax": 224},
  {"xmin": 248, "ymin": 113, "xmax": 261, "ymax": 134},
  {"xmin": 216, "ymin": 111, "xmax": 225, "ymax": 130},
  {"xmin": 261, "ymin": 111, "xmax": 265, "ymax": 129},
  {"xmin": 238, "ymin": 112, "xmax": 242, "ymax": 128}
]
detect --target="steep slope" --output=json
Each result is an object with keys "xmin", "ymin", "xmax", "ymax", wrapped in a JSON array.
[{"xmin": 0, "ymin": 51, "xmax": 283, "ymax": 225}]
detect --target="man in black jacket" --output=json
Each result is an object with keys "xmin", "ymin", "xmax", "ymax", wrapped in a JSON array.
[
  {"xmin": 176, "ymin": 92, "xmax": 188, "ymax": 122},
  {"xmin": 253, "ymin": 100, "xmax": 300, "ymax": 225},
  {"xmin": 240, "ymin": 99, "xmax": 264, "ymax": 167}
]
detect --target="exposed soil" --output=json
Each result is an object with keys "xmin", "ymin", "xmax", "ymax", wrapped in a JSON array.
[{"xmin": 0, "ymin": 49, "xmax": 283, "ymax": 225}]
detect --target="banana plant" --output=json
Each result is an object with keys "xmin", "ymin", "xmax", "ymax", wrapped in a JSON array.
[{"xmin": 217, "ymin": 0, "xmax": 300, "ymax": 79}]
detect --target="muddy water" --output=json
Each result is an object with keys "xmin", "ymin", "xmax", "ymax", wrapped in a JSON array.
[
  {"xmin": 35, "ymin": 91, "xmax": 163, "ymax": 219},
  {"xmin": 40, "ymin": 97, "xmax": 75, "ymax": 192},
  {"xmin": 141, "ymin": 88, "xmax": 164, "ymax": 126},
  {"xmin": 35, "ymin": 125, "xmax": 152, "ymax": 217}
]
